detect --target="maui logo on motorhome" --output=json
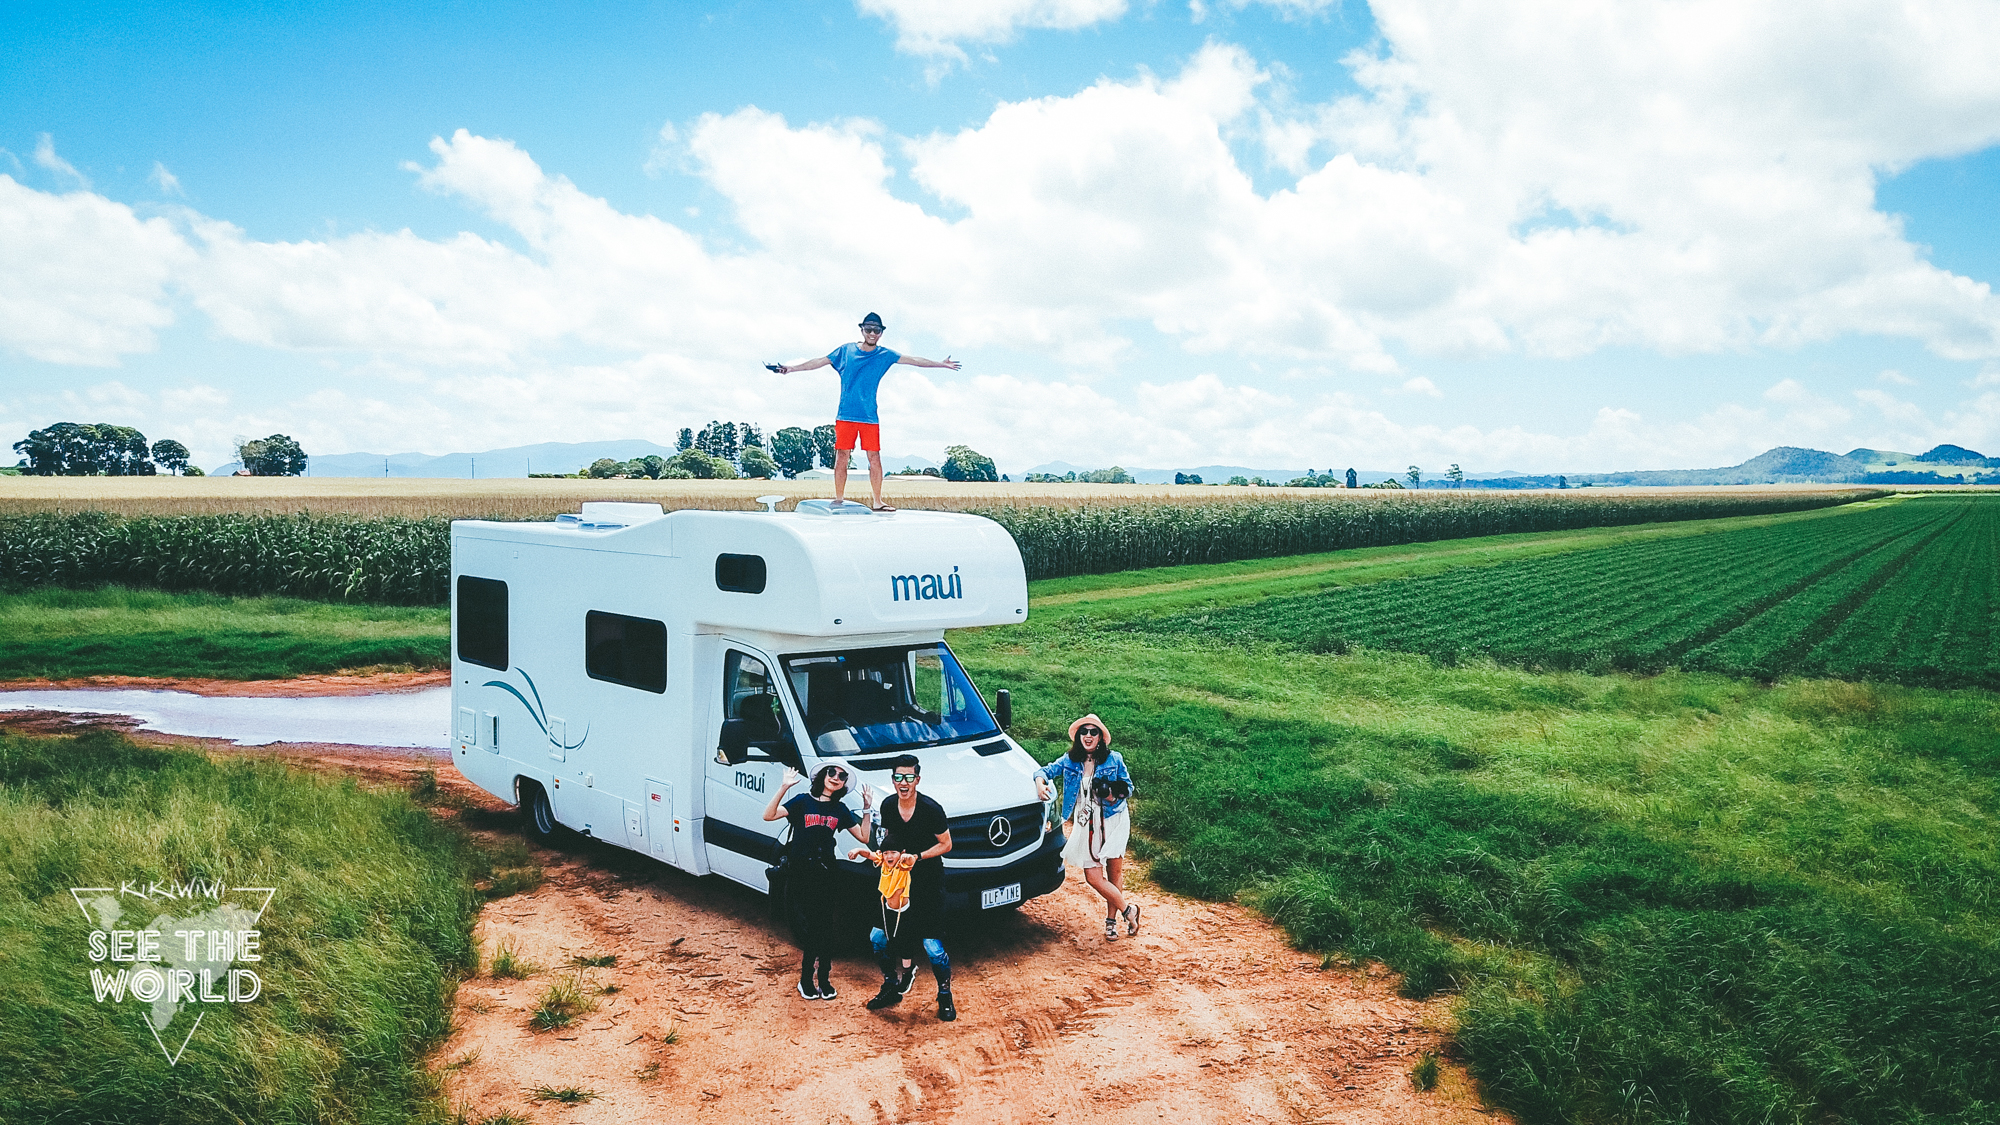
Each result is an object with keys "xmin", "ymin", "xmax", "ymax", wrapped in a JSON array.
[{"xmin": 891, "ymin": 566, "xmax": 963, "ymax": 602}]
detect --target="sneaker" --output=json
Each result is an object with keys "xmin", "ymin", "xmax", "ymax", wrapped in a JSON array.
[
  {"xmin": 1105, "ymin": 917, "xmax": 1119, "ymax": 941},
  {"xmin": 866, "ymin": 978, "xmax": 903, "ymax": 1010},
  {"xmin": 1124, "ymin": 903, "xmax": 1142, "ymax": 936},
  {"xmin": 816, "ymin": 979, "xmax": 838, "ymax": 1000},
  {"xmin": 937, "ymin": 990, "xmax": 957, "ymax": 1022},
  {"xmin": 895, "ymin": 965, "xmax": 918, "ymax": 996},
  {"xmin": 797, "ymin": 980, "xmax": 822, "ymax": 1000}
]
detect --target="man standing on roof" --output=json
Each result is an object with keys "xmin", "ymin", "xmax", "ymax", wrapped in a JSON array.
[{"xmin": 773, "ymin": 313, "xmax": 961, "ymax": 513}]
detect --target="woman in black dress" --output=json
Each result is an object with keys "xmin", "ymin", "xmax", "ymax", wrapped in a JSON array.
[{"xmin": 763, "ymin": 763, "xmax": 874, "ymax": 999}]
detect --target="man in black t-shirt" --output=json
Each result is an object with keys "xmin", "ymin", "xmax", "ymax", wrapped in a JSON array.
[{"xmin": 859, "ymin": 753, "xmax": 957, "ymax": 1021}]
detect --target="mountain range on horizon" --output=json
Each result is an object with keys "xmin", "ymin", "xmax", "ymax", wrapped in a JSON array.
[{"xmin": 226, "ymin": 441, "xmax": 2000, "ymax": 487}]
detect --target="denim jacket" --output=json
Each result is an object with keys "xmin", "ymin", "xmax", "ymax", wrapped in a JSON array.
[{"xmin": 1036, "ymin": 750, "xmax": 1133, "ymax": 819}]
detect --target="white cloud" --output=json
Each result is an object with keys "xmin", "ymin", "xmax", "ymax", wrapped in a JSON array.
[
  {"xmin": 32, "ymin": 134, "xmax": 89, "ymax": 189},
  {"xmin": 10, "ymin": 5, "xmax": 2000, "ymax": 472},
  {"xmin": 150, "ymin": 161, "xmax": 183, "ymax": 196},
  {"xmin": 857, "ymin": 0, "xmax": 1127, "ymax": 58},
  {"xmin": 0, "ymin": 175, "xmax": 192, "ymax": 364},
  {"xmin": 1877, "ymin": 368, "xmax": 1917, "ymax": 385}
]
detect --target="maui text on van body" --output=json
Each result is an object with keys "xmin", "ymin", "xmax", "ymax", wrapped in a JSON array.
[{"xmin": 892, "ymin": 566, "xmax": 964, "ymax": 602}]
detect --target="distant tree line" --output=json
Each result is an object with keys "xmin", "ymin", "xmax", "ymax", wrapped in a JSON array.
[
  {"xmin": 11, "ymin": 422, "xmax": 231, "ymax": 477},
  {"xmin": 570, "ymin": 420, "xmax": 998, "ymax": 483}
]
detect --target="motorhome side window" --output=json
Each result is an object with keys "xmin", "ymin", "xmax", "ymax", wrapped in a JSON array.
[
  {"xmin": 719, "ymin": 651, "xmax": 799, "ymax": 765},
  {"xmin": 456, "ymin": 576, "xmax": 508, "ymax": 671},
  {"xmin": 715, "ymin": 553, "xmax": 767, "ymax": 594},
  {"xmin": 584, "ymin": 611, "xmax": 667, "ymax": 693}
]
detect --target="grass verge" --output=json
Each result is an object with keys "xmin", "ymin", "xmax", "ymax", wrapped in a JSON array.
[
  {"xmin": 954, "ymin": 608, "xmax": 2000, "ymax": 1124},
  {"xmin": 0, "ymin": 586, "xmax": 446, "ymax": 680},
  {"xmin": 0, "ymin": 729, "xmax": 492, "ymax": 1124}
]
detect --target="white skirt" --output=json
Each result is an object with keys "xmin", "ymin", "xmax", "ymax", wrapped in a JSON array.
[{"xmin": 1077, "ymin": 808, "xmax": 1129, "ymax": 868}]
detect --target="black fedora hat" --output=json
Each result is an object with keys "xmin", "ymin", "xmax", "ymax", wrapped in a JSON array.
[{"xmin": 858, "ymin": 312, "xmax": 886, "ymax": 330}]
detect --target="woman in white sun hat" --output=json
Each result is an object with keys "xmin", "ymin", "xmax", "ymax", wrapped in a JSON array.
[{"xmin": 1035, "ymin": 714, "xmax": 1139, "ymax": 941}]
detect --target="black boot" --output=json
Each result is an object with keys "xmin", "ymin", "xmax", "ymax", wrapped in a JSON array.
[
  {"xmin": 937, "ymin": 988, "xmax": 957, "ymax": 1022},
  {"xmin": 815, "ymin": 956, "xmax": 837, "ymax": 1000},
  {"xmin": 866, "ymin": 975, "xmax": 903, "ymax": 1010}
]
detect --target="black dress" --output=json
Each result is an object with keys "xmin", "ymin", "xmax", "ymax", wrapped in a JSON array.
[{"xmin": 878, "ymin": 792, "xmax": 949, "ymax": 954}]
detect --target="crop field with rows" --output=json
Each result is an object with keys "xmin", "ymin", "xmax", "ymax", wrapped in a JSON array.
[
  {"xmin": 0, "ymin": 486, "xmax": 1879, "ymax": 600},
  {"xmin": 1145, "ymin": 493, "xmax": 1999, "ymax": 689}
]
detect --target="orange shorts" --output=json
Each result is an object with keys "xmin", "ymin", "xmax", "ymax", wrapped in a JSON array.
[{"xmin": 834, "ymin": 420, "xmax": 881, "ymax": 452}]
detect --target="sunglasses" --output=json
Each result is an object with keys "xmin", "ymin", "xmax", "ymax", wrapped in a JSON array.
[
  {"xmin": 860, "ymin": 327, "xmax": 883, "ymax": 334},
  {"xmin": 891, "ymin": 772, "xmax": 918, "ymax": 782},
  {"xmin": 823, "ymin": 769, "xmax": 846, "ymax": 781}
]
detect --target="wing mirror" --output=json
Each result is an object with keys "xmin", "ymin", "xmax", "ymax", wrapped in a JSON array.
[
  {"xmin": 995, "ymin": 688, "xmax": 1012, "ymax": 731},
  {"xmin": 718, "ymin": 718, "xmax": 752, "ymax": 765}
]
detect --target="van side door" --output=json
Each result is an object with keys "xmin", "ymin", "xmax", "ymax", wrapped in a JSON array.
[{"xmin": 701, "ymin": 643, "xmax": 805, "ymax": 890}]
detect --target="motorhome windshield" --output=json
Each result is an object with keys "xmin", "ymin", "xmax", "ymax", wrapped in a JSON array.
[{"xmin": 783, "ymin": 644, "xmax": 998, "ymax": 757}]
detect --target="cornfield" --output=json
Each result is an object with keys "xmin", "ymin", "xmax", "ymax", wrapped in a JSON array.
[{"xmin": 0, "ymin": 489, "xmax": 1883, "ymax": 603}]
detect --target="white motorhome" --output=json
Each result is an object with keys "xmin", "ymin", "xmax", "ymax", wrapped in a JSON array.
[{"xmin": 447, "ymin": 499, "xmax": 1064, "ymax": 925}]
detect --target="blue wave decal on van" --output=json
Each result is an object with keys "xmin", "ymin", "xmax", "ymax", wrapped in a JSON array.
[{"xmin": 484, "ymin": 669, "xmax": 589, "ymax": 751}]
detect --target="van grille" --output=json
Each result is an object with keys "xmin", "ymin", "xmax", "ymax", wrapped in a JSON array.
[{"xmin": 946, "ymin": 803, "xmax": 1044, "ymax": 860}]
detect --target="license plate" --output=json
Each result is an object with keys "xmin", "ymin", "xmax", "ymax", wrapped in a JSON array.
[{"xmin": 980, "ymin": 882, "xmax": 1022, "ymax": 909}]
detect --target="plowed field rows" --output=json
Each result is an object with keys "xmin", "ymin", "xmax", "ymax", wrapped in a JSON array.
[{"xmin": 1147, "ymin": 495, "xmax": 2000, "ymax": 688}]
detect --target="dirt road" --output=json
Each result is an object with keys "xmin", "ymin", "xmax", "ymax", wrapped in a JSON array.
[{"xmin": 3, "ymin": 695, "xmax": 1509, "ymax": 1125}]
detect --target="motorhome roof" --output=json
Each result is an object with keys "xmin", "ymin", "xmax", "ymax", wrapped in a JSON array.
[{"xmin": 451, "ymin": 503, "xmax": 1028, "ymax": 636}]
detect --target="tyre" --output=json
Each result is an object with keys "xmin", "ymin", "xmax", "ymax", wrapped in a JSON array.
[{"xmin": 519, "ymin": 780, "xmax": 563, "ymax": 844}]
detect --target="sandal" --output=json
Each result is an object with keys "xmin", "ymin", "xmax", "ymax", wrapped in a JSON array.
[
  {"xmin": 1124, "ymin": 903, "xmax": 1141, "ymax": 936},
  {"xmin": 870, "ymin": 502, "xmax": 897, "ymax": 513}
]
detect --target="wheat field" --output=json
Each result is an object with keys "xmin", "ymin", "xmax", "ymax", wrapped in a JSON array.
[{"xmin": 0, "ymin": 474, "xmax": 1887, "ymax": 519}]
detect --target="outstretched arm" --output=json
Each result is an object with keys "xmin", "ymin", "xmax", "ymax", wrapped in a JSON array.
[
  {"xmin": 774, "ymin": 357, "xmax": 831, "ymax": 374},
  {"xmin": 895, "ymin": 354, "xmax": 961, "ymax": 371}
]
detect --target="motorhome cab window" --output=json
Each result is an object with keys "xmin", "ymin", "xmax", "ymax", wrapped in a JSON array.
[
  {"xmin": 783, "ymin": 644, "xmax": 998, "ymax": 758},
  {"xmin": 714, "ymin": 553, "xmax": 767, "ymax": 594},
  {"xmin": 584, "ymin": 611, "xmax": 667, "ymax": 693},
  {"xmin": 720, "ymin": 651, "xmax": 799, "ymax": 765},
  {"xmin": 456, "ymin": 576, "xmax": 508, "ymax": 671}
]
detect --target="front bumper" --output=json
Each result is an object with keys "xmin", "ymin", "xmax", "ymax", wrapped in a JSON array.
[{"xmin": 940, "ymin": 830, "xmax": 1067, "ymax": 913}]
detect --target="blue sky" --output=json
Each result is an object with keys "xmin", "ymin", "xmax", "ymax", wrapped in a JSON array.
[{"xmin": 5, "ymin": 0, "xmax": 2000, "ymax": 475}]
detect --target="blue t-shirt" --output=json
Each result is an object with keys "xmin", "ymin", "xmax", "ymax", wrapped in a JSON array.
[{"xmin": 827, "ymin": 342, "xmax": 901, "ymax": 424}]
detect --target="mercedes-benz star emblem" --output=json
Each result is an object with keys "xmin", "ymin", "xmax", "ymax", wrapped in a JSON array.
[{"xmin": 986, "ymin": 815, "xmax": 1013, "ymax": 848}]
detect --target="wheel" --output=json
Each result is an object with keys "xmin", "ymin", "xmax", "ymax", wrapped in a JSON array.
[{"xmin": 519, "ymin": 780, "xmax": 563, "ymax": 844}]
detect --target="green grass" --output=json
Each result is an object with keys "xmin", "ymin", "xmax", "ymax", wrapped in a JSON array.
[
  {"xmin": 1137, "ymin": 494, "xmax": 1998, "ymax": 689},
  {"xmin": 0, "ymin": 586, "xmax": 447, "ymax": 679},
  {"xmin": 0, "ymin": 728, "xmax": 496, "ymax": 1124},
  {"xmin": 951, "ymin": 550, "xmax": 2000, "ymax": 1125}
]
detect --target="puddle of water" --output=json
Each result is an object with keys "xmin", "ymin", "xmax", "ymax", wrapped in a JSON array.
[{"xmin": 0, "ymin": 688, "xmax": 450, "ymax": 749}]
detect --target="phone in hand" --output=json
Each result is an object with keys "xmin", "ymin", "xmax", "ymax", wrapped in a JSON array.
[{"xmin": 764, "ymin": 363, "xmax": 784, "ymax": 373}]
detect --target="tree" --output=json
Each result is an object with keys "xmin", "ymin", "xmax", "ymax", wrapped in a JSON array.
[
  {"xmin": 183, "ymin": 464, "xmax": 206, "ymax": 477},
  {"xmin": 1076, "ymin": 466, "xmax": 1133, "ymax": 484},
  {"xmin": 238, "ymin": 434, "xmax": 307, "ymax": 476},
  {"xmin": 665, "ymin": 449, "xmax": 738, "ymax": 479},
  {"xmin": 1227, "ymin": 475, "xmax": 1250, "ymax": 486},
  {"xmin": 1407, "ymin": 465, "xmax": 1422, "ymax": 488},
  {"xmin": 1448, "ymin": 463, "xmax": 1464, "ymax": 488},
  {"xmin": 1345, "ymin": 467, "xmax": 1358, "ymax": 489},
  {"xmin": 738, "ymin": 423, "xmax": 763, "ymax": 449},
  {"xmin": 13, "ymin": 422, "xmax": 153, "ymax": 475},
  {"xmin": 151, "ymin": 439, "xmax": 191, "ymax": 475},
  {"xmin": 695, "ymin": 420, "xmax": 740, "ymax": 462},
  {"xmin": 587, "ymin": 458, "xmax": 622, "ymax": 479},
  {"xmin": 1558, "ymin": 475, "xmax": 1568, "ymax": 489},
  {"xmin": 771, "ymin": 427, "xmax": 817, "ymax": 478},
  {"xmin": 940, "ymin": 444, "xmax": 998, "ymax": 482},
  {"xmin": 739, "ymin": 445, "xmax": 778, "ymax": 479},
  {"xmin": 676, "ymin": 428, "xmax": 694, "ymax": 452},
  {"xmin": 813, "ymin": 424, "xmax": 837, "ymax": 469}
]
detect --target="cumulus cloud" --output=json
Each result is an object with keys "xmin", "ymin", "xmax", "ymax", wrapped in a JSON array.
[
  {"xmin": 857, "ymin": 0, "xmax": 1127, "ymax": 58},
  {"xmin": 7, "ymin": 3, "xmax": 2000, "ymax": 471},
  {"xmin": 0, "ymin": 176, "xmax": 192, "ymax": 364}
]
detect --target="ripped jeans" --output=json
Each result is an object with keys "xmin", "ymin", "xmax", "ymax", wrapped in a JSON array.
[{"xmin": 871, "ymin": 927, "xmax": 951, "ymax": 990}]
